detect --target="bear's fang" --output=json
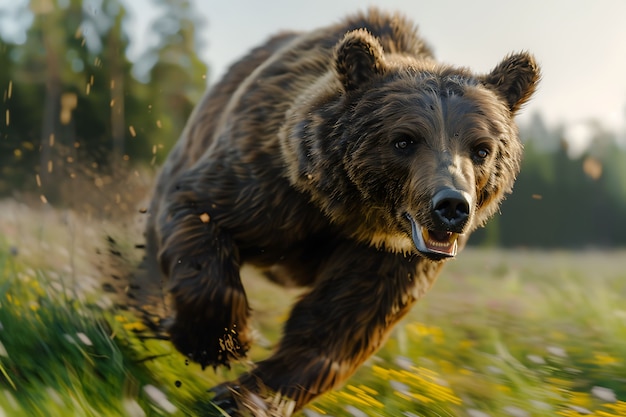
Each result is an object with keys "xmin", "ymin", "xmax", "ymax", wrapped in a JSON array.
[{"xmin": 406, "ymin": 213, "xmax": 458, "ymax": 258}]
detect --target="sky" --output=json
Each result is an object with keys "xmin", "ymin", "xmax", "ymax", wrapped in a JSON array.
[{"xmin": 2, "ymin": 0, "xmax": 626, "ymax": 153}]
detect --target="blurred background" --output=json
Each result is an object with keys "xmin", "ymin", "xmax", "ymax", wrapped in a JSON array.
[{"xmin": 1, "ymin": 0, "xmax": 626, "ymax": 248}]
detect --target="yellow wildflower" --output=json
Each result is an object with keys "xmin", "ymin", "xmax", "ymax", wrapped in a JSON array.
[
  {"xmin": 568, "ymin": 391, "xmax": 592, "ymax": 408},
  {"xmin": 123, "ymin": 321, "xmax": 147, "ymax": 332},
  {"xmin": 591, "ymin": 352, "xmax": 621, "ymax": 366}
]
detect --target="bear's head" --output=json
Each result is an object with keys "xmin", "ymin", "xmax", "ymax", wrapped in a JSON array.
[{"xmin": 281, "ymin": 29, "xmax": 540, "ymax": 260}]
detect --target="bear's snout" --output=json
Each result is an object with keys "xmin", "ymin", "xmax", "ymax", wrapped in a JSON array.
[{"xmin": 431, "ymin": 188, "xmax": 472, "ymax": 233}]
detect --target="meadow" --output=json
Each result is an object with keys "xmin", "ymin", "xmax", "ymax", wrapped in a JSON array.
[{"xmin": 0, "ymin": 199, "xmax": 625, "ymax": 417}]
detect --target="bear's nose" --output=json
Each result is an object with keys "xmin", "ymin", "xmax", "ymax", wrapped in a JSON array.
[{"xmin": 431, "ymin": 188, "xmax": 471, "ymax": 231}]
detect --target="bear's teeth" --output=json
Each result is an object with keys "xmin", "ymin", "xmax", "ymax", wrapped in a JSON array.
[
  {"xmin": 421, "ymin": 229, "xmax": 458, "ymax": 255},
  {"xmin": 405, "ymin": 213, "xmax": 458, "ymax": 257}
]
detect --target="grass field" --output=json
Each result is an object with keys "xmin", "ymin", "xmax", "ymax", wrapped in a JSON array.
[{"xmin": 0, "ymin": 199, "xmax": 625, "ymax": 417}]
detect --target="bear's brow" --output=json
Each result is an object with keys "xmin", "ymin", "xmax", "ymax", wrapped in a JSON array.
[{"xmin": 386, "ymin": 70, "xmax": 476, "ymax": 99}]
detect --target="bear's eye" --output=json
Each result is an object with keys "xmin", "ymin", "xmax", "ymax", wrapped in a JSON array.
[
  {"xmin": 472, "ymin": 146, "xmax": 491, "ymax": 162},
  {"xmin": 394, "ymin": 138, "xmax": 415, "ymax": 152}
]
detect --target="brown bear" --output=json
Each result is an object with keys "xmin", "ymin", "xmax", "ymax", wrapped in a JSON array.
[{"xmin": 143, "ymin": 8, "xmax": 539, "ymax": 416}]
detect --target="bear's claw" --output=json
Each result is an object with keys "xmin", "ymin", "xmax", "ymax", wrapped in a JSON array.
[{"xmin": 169, "ymin": 317, "xmax": 249, "ymax": 369}]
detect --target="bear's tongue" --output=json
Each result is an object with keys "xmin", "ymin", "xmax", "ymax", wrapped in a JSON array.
[{"xmin": 406, "ymin": 214, "xmax": 458, "ymax": 258}]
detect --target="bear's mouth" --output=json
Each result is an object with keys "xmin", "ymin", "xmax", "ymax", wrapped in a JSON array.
[{"xmin": 405, "ymin": 213, "xmax": 458, "ymax": 258}]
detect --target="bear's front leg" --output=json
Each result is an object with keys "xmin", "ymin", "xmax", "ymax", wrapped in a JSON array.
[
  {"xmin": 157, "ymin": 180, "xmax": 251, "ymax": 369},
  {"xmin": 212, "ymin": 244, "xmax": 441, "ymax": 415}
]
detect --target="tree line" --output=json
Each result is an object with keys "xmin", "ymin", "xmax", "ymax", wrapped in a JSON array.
[
  {"xmin": 1, "ymin": 1, "xmax": 625, "ymax": 247},
  {"xmin": 472, "ymin": 114, "xmax": 626, "ymax": 248},
  {"xmin": 0, "ymin": 0, "xmax": 207, "ymax": 201}
]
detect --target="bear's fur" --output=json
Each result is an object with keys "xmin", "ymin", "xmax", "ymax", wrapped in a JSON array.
[{"xmin": 144, "ymin": 8, "xmax": 539, "ymax": 415}]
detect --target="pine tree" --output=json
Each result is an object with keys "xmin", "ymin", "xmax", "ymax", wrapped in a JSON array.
[{"xmin": 137, "ymin": 0, "xmax": 208, "ymax": 165}]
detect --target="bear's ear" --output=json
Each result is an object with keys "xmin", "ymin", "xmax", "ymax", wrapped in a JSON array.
[
  {"xmin": 334, "ymin": 29, "xmax": 387, "ymax": 92},
  {"xmin": 481, "ymin": 52, "xmax": 540, "ymax": 114}
]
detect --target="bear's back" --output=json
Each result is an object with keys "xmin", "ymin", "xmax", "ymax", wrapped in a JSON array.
[{"xmin": 159, "ymin": 9, "xmax": 433, "ymax": 182}]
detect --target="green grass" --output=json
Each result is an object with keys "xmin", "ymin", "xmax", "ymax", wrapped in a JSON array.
[
  {"xmin": 1, "ymin": 210, "xmax": 625, "ymax": 416},
  {"xmin": 305, "ymin": 250, "xmax": 626, "ymax": 417}
]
